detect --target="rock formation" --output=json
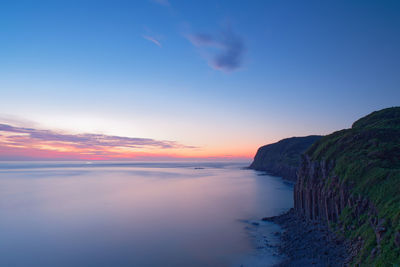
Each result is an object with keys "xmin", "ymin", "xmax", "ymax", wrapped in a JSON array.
[
  {"xmin": 249, "ymin": 135, "xmax": 322, "ymax": 181},
  {"xmin": 294, "ymin": 107, "xmax": 400, "ymax": 265}
]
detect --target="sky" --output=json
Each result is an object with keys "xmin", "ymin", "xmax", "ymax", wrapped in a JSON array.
[{"xmin": 0, "ymin": 0, "xmax": 399, "ymax": 161}]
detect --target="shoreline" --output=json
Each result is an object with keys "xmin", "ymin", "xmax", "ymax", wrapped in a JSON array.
[{"xmin": 263, "ymin": 208, "xmax": 350, "ymax": 267}]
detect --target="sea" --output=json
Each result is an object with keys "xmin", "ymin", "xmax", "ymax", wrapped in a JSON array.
[{"xmin": 0, "ymin": 161, "xmax": 293, "ymax": 267}]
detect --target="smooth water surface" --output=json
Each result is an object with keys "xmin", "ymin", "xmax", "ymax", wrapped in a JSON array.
[{"xmin": 0, "ymin": 162, "xmax": 293, "ymax": 267}]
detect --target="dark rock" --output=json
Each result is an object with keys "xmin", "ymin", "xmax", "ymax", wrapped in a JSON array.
[
  {"xmin": 262, "ymin": 215, "xmax": 276, "ymax": 222},
  {"xmin": 294, "ymin": 107, "xmax": 400, "ymax": 266},
  {"xmin": 255, "ymin": 108, "xmax": 400, "ymax": 266},
  {"xmin": 375, "ymin": 222, "xmax": 387, "ymax": 245},
  {"xmin": 370, "ymin": 247, "xmax": 378, "ymax": 258},
  {"xmin": 395, "ymin": 231, "xmax": 400, "ymax": 247},
  {"xmin": 270, "ymin": 209, "xmax": 349, "ymax": 267},
  {"xmin": 249, "ymin": 135, "xmax": 322, "ymax": 181}
]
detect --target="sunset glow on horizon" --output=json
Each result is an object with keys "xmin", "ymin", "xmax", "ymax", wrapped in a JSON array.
[
  {"xmin": 1, "ymin": 1, "xmax": 399, "ymax": 161},
  {"xmin": 0, "ymin": 122, "xmax": 255, "ymax": 161}
]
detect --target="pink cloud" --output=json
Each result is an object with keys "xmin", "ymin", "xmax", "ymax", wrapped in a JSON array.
[{"xmin": 0, "ymin": 123, "xmax": 197, "ymax": 160}]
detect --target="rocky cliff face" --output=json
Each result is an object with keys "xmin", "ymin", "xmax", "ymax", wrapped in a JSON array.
[
  {"xmin": 249, "ymin": 135, "xmax": 321, "ymax": 181},
  {"xmin": 294, "ymin": 155, "xmax": 343, "ymax": 223},
  {"xmin": 293, "ymin": 107, "xmax": 400, "ymax": 266}
]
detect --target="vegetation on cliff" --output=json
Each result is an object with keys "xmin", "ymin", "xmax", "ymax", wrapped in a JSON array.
[
  {"xmin": 249, "ymin": 135, "xmax": 322, "ymax": 181},
  {"xmin": 303, "ymin": 107, "xmax": 400, "ymax": 266}
]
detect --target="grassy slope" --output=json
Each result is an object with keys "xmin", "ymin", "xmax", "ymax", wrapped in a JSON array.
[{"xmin": 306, "ymin": 107, "xmax": 400, "ymax": 266}]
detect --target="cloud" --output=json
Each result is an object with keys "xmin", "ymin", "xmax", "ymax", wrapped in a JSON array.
[
  {"xmin": 151, "ymin": 0, "xmax": 170, "ymax": 7},
  {"xmin": 187, "ymin": 34, "xmax": 216, "ymax": 46},
  {"xmin": 0, "ymin": 114, "xmax": 37, "ymax": 128},
  {"xmin": 143, "ymin": 35, "xmax": 162, "ymax": 47},
  {"xmin": 187, "ymin": 28, "xmax": 245, "ymax": 72},
  {"xmin": 0, "ymin": 123, "xmax": 196, "ymax": 160},
  {"xmin": 0, "ymin": 123, "xmax": 195, "ymax": 149}
]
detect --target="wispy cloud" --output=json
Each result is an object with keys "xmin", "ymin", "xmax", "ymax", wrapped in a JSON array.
[
  {"xmin": 143, "ymin": 35, "xmax": 162, "ymax": 47},
  {"xmin": 0, "ymin": 114, "xmax": 37, "ymax": 128},
  {"xmin": 151, "ymin": 0, "xmax": 170, "ymax": 7},
  {"xmin": 187, "ymin": 28, "xmax": 245, "ymax": 72},
  {"xmin": 0, "ymin": 123, "xmax": 196, "ymax": 160},
  {"xmin": 142, "ymin": 26, "xmax": 164, "ymax": 47}
]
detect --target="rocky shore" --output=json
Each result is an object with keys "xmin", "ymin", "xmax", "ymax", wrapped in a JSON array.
[
  {"xmin": 263, "ymin": 209, "xmax": 350, "ymax": 267},
  {"xmin": 247, "ymin": 107, "xmax": 400, "ymax": 266}
]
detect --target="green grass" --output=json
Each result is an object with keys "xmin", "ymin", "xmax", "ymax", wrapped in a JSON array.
[{"xmin": 306, "ymin": 107, "xmax": 400, "ymax": 266}]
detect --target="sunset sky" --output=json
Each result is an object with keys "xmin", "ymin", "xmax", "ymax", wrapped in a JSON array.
[{"xmin": 1, "ymin": 0, "xmax": 400, "ymax": 160}]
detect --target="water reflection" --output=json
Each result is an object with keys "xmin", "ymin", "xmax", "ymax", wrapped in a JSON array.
[{"xmin": 0, "ymin": 162, "xmax": 293, "ymax": 267}]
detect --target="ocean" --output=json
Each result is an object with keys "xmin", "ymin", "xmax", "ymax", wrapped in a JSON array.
[{"xmin": 0, "ymin": 161, "xmax": 293, "ymax": 267}]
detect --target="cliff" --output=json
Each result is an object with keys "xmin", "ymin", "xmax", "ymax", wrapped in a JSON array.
[
  {"xmin": 249, "ymin": 135, "xmax": 322, "ymax": 181},
  {"xmin": 294, "ymin": 107, "xmax": 400, "ymax": 266}
]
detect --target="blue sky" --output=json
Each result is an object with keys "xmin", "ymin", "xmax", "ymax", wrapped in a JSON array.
[{"xmin": 0, "ymin": 0, "xmax": 399, "ymax": 159}]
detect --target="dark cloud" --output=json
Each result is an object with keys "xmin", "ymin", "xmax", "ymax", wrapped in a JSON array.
[
  {"xmin": 0, "ymin": 124, "xmax": 195, "ymax": 150},
  {"xmin": 187, "ymin": 29, "xmax": 245, "ymax": 72}
]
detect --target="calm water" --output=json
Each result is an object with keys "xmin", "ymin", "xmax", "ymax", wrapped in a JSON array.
[{"xmin": 0, "ymin": 162, "xmax": 293, "ymax": 267}]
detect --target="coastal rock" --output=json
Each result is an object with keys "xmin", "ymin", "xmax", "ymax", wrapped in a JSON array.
[
  {"xmin": 292, "ymin": 107, "xmax": 400, "ymax": 266},
  {"xmin": 271, "ymin": 209, "xmax": 349, "ymax": 267},
  {"xmin": 249, "ymin": 136, "xmax": 321, "ymax": 181}
]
